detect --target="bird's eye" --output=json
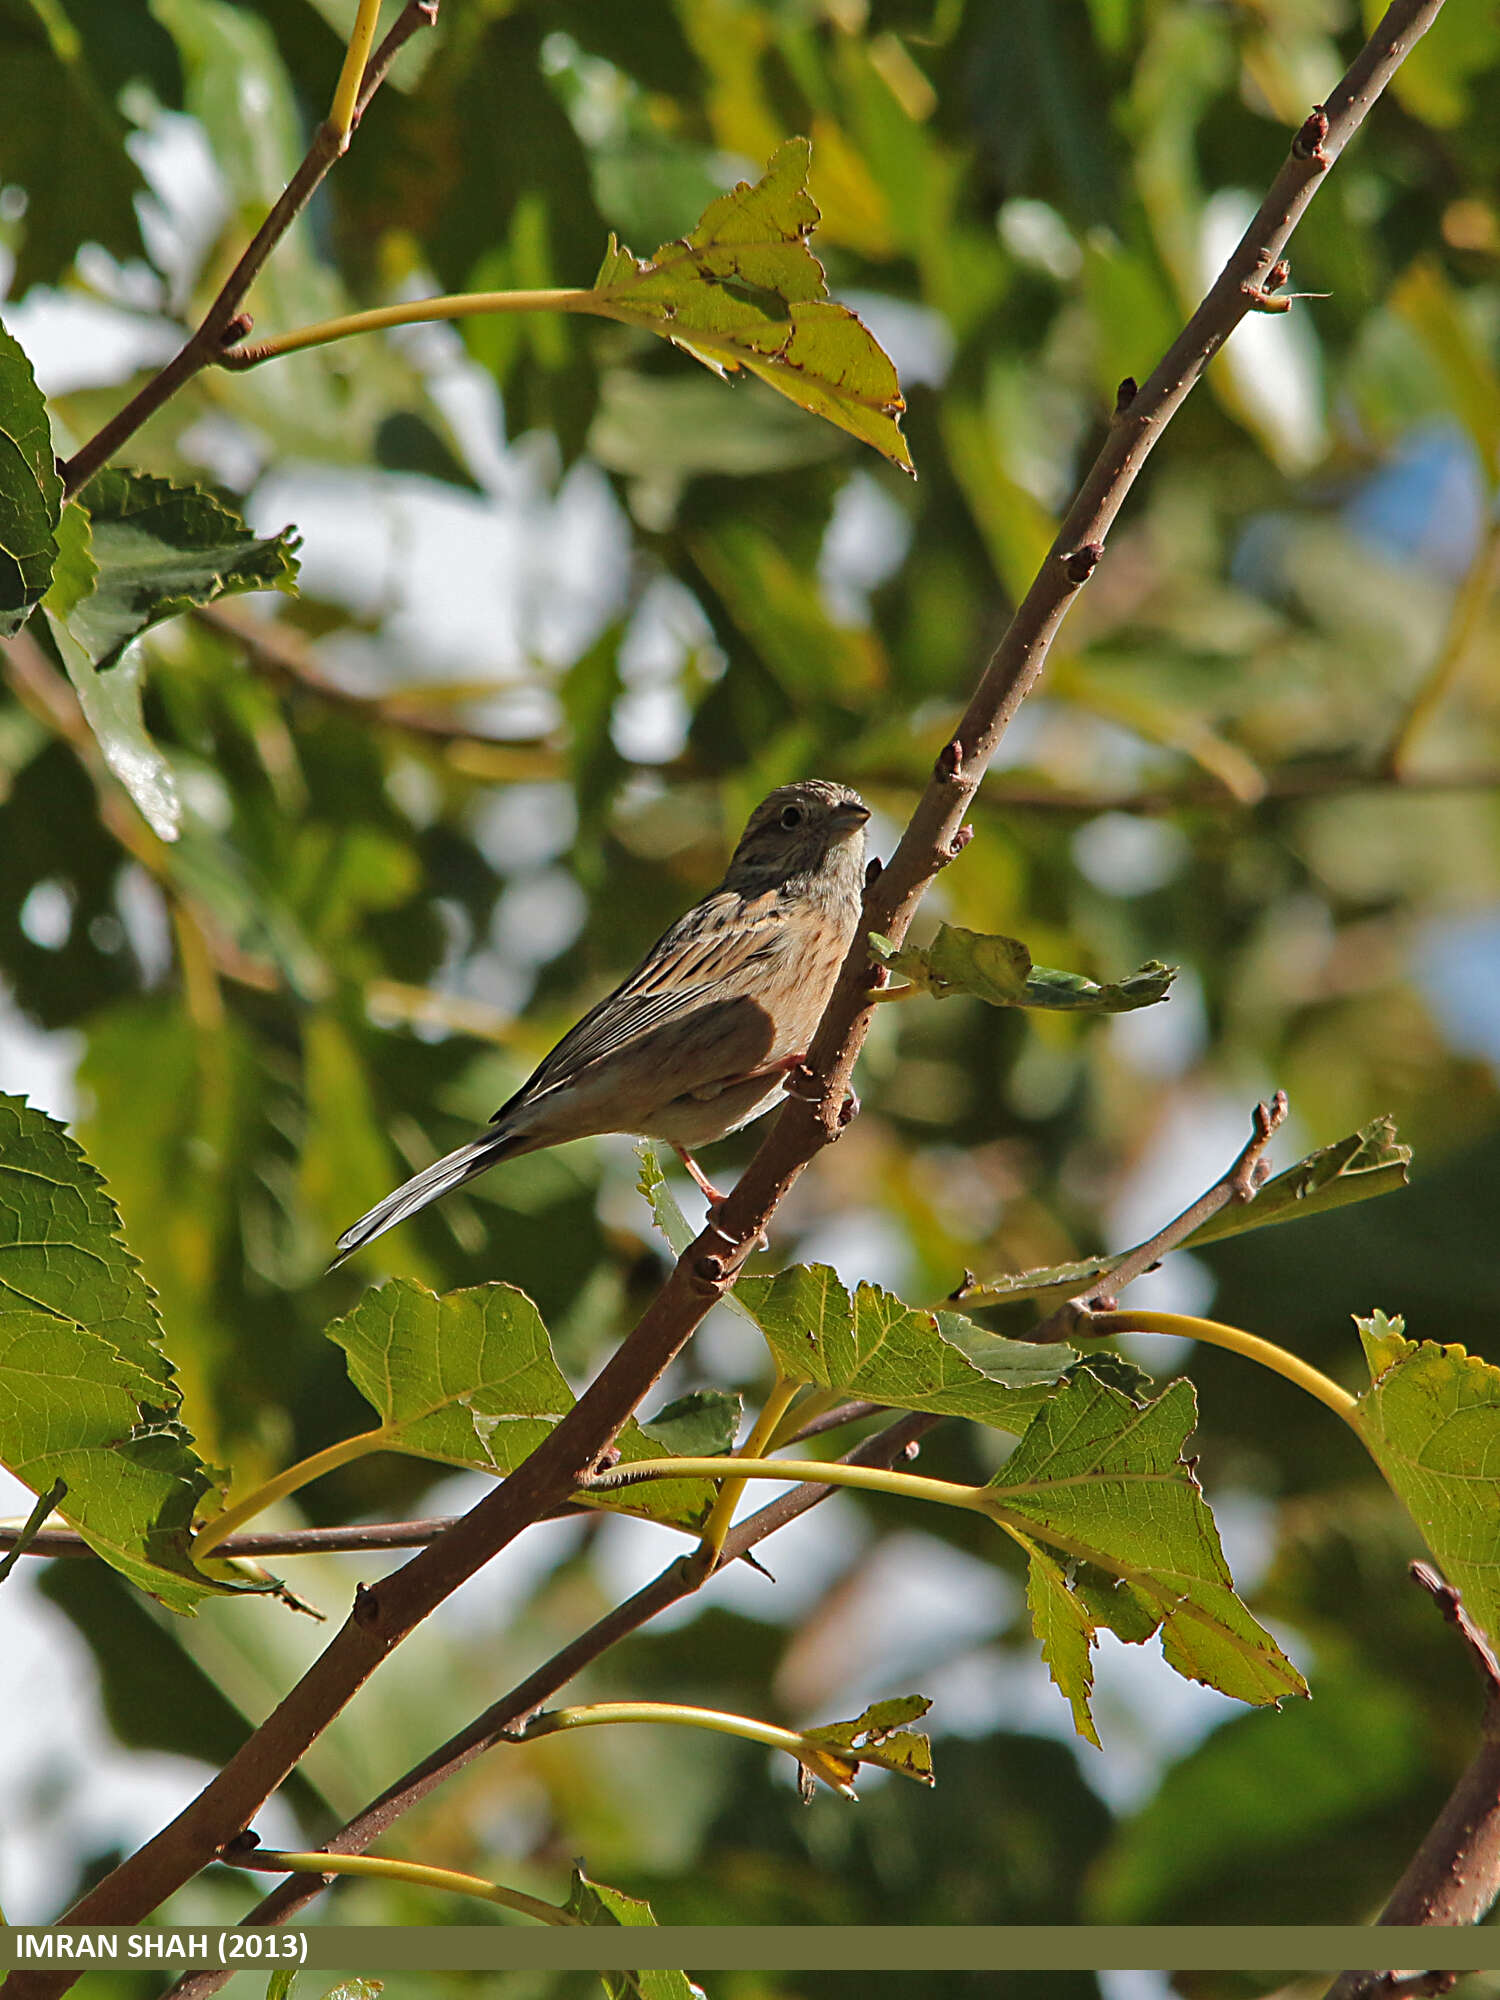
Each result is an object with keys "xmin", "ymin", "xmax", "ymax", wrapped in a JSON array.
[{"xmin": 779, "ymin": 805, "xmax": 804, "ymax": 829}]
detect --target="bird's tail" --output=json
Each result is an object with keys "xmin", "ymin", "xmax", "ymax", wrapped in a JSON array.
[{"xmin": 329, "ymin": 1130, "xmax": 520, "ymax": 1269}]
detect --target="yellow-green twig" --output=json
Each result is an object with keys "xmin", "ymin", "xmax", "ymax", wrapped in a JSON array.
[
  {"xmin": 586, "ymin": 1454, "xmax": 993, "ymax": 1515},
  {"xmin": 1087, "ymin": 1310, "xmax": 1360, "ymax": 1428},
  {"xmin": 327, "ymin": 0, "xmax": 384, "ymax": 144},
  {"xmin": 220, "ymin": 290, "xmax": 592, "ymax": 369},
  {"xmin": 697, "ymin": 1373, "xmax": 804, "ymax": 1566},
  {"xmin": 191, "ymin": 1432, "xmax": 385, "ymax": 1561},
  {"xmin": 524, "ymin": 1701, "xmax": 857, "ymax": 1794},
  {"xmin": 234, "ymin": 1848, "xmax": 579, "ymax": 1925}
]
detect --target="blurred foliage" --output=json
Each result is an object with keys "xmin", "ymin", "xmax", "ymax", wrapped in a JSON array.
[{"xmin": 2, "ymin": 0, "xmax": 1500, "ymax": 1973}]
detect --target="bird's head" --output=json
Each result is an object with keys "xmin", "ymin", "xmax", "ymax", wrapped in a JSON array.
[{"xmin": 724, "ymin": 780, "xmax": 871, "ymax": 895}]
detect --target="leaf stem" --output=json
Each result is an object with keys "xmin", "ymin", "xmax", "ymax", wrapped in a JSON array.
[
  {"xmin": 523, "ymin": 1700, "xmax": 856, "ymax": 1793},
  {"xmin": 697, "ymin": 1373, "xmax": 805, "ymax": 1565},
  {"xmin": 219, "ymin": 290, "xmax": 594, "ymax": 370},
  {"xmin": 1087, "ymin": 1310, "xmax": 1360, "ymax": 1427},
  {"xmin": 328, "ymin": 0, "xmax": 385, "ymax": 144},
  {"xmin": 191, "ymin": 1432, "xmax": 387, "ymax": 1561},
  {"xmin": 586, "ymin": 1453, "xmax": 992, "ymax": 1515},
  {"xmin": 228, "ymin": 1848, "xmax": 578, "ymax": 1926}
]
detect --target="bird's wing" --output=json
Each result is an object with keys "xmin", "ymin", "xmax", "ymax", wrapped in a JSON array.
[{"xmin": 492, "ymin": 888, "xmax": 786, "ymax": 1117}]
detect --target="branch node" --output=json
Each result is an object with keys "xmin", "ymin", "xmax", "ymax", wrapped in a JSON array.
[
  {"xmin": 352, "ymin": 1581, "xmax": 381, "ymax": 1628},
  {"xmin": 941, "ymin": 823, "xmax": 975, "ymax": 864},
  {"xmin": 694, "ymin": 1251, "xmax": 727, "ymax": 1284},
  {"xmin": 1229, "ymin": 1088, "xmax": 1289, "ymax": 1200},
  {"xmin": 1292, "ymin": 104, "xmax": 1331, "ymax": 161},
  {"xmin": 220, "ymin": 1830, "xmax": 260, "ymax": 1861},
  {"xmin": 1243, "ymin": 260, "xmax": 1293, "ymax": 312},
  {"xmin": 1064, "ymin": 542, "xmax": 1103, "ymax": 584},
  {"xmin": 864, "ymin": 855, "xmax": 883, "ymax": 888},
  {"xmin": 838, "ymin": 1089, "xmax": 861, "ymax": 1129},
  {"xmin": 1411, "ymin": 1559, "xmax": 1500, "ymax": 1692},
  {"xmin": 935, "ymin": 738, "xmax": 964, "ymax": 780},
  {"xmin": 1114, "ymin": 375, "xmax": 1138, "ymax": 414},
  {"xmin": 219, "ymin": 312, "xmax": 254, "ymax": 349}
]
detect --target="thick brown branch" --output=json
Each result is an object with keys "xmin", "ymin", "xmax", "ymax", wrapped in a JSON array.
[
  {"xmin": 2, "ymin": 8, "xmax": 1442, "ymax": 1992},
  {"xmin": 163, "ymin": 1413, "xmax": 939, "ymax": 1992},
  {"xmin": 57, "ymin": 1, "xmax": 440, "ymax": 500},
  {"xmin": 1322, "ymin": 1570, "xmax": 1500, "ymax": 2000}
]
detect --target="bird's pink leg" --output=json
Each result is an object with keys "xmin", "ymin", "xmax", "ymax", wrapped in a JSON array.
[{"xmin": 673, "ymin": 1145, "xmax": 728, "ymax": 1208}]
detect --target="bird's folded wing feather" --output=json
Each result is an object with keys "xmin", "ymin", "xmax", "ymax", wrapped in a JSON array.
[{"xmin": 492, "ymin": 889, "xmax": 784, "ymax": 1115}]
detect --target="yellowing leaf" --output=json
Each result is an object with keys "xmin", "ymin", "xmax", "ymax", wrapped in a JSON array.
[
  {"xmin": 590, "ymin": 138, "xmax": 912, "ymax": 473},
  {"xmin": 871, "ymin": 926, "xmax": 1176, "ymax": 1012}
]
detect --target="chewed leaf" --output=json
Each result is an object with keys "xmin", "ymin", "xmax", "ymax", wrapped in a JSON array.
[
  {"xmin": 0, "ymin": 1094, "xmax": 245, "ymax": 1611},
  {"xmin": 955, "ymin": 1117, "xmax": 1412, "ymax": 1311},
  {"xmin": 871, "ymin": 927, "xmax": 1175, "ymax": 1012},
  {"xmin": 1352, "ymin": 1314, "xmax": 1500, "ymax": 1654},
  {"xmin": 326, "ymin": 1278, "xmax": 720, "ymax": 1532},
  {"xmin": 984, "ymin": 1371, "xmax": 1306, "ymax": 1727},
  {"xmin": 591, "ymin": 139, "xmax": 911, "ymax": 473},
  {"xmin": 799, "ymin": 1694, "xmax": 935, "ymax": 1798}
]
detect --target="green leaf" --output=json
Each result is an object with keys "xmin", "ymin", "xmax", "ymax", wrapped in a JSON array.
[
  {"xmin": 734, "ymin": 1261, "xmax": 1075, "ymax": 1434},
  {"xmin": 983, "ymin": 1371, "xmax": 1306, "ymax": 1734},
  {"xmin": 954, "ymin": 1118, "xmax": 1412, "ymax": 1310},
  {"xmin": 870, "ymin": 926, "xmax": 1176, "ymax": 1012},
  {"xmin": 0, "ymin": 317, "xmax": 62, "ymax": 636},
  {"xmin": 590, "ymin": 138, "xmax": 912, "ymax": 473},
  {"xmin": 0, "ymin": 1093, "xmax": 243, "ymax": 1611},
  {"xmin": 640, "ymin": 1388, "xmax": 743, "ymax": 1458},
  {"xmin": 69, "ymin": 469, "xmax": 299, "ymax": 667},
  {"xmin": 1183, "ymin": 1116, "xmax": 1412, "ymax": 1249},
  {"xmin": 44, "ymin": 505, "xmax": 182, "ymax": 842},
  {"xmin": 565, "ymin": 1867, "xmax": 706, "ymax": 2000},
  {"xmin": 799, "ymin": 1693, "xmax": 935, "ymax": 1797},
  {"xmin": 1351, "ymin": 1312, "xmax": 1500, "ymax": 1653},
  {"xmin": 327, "ymin": 1279, "xmax": 720, "ymax": 1532}
]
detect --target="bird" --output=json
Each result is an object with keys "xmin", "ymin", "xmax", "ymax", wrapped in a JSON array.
[{"xmin": 330, "ymin": 779, "xmax": 871, "ymax": 1267}]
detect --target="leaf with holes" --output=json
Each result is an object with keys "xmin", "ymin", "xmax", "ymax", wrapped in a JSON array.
[{"xmin": 798, "ymin": 1693, "xmax": 935, "ymax": 1799}]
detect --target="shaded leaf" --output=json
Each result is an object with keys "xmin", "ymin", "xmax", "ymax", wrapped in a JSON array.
[
  {"xmin": 983, "ymin": 1371, "xmax": 1306, "ymax": 1733},
  {"xmin": 0, "ymin": 1093, "xmax": 242, "ymax": 1610},
  {"xmin": 326, "ymin": 1279, "xmax": 719, "ymax": 1532},
  {"xmin": 1352, "ymin": 1311, "xmax": 1500, "ymax": 1652},
  {"xmin": 734, "ymin": 1261, "xmax": 1075, "ymax": 1434},
  {"xmin": 0, "ymin": 316, "xmax": 62, "ymax": 636},
  {"xmin": 871, "ymin": 926, "xmax": 1175, "ymax": 1012},
  {"xmin": 640, "ymin": 1388, "xmax": 742, "ymax": 1458},
  {"xmin": 1026, "ymin": 1544, "xmax": 1101, "ymax": 1749},
  {"xmin": 69, "ymin": 469, "xmax": 299, "ymax": 668},
  {"xmin": 799, "ymin": 1693, "xmax": 935, "ymax": 1799},
  {"xmin": 954, "ymin": 1118, "xmax": 1412, "ymax": 1309},
  {"xmin": 590, "ymin": 138, "xmax": 911, "ymax": 472}
]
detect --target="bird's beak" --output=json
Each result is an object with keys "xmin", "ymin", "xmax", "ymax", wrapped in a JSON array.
[{"xmin": 834, "ymin": 801, "xmax": 871, "ymax": 829}]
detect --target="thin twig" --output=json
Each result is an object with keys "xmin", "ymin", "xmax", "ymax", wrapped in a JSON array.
[
  {"xmin": 1382, "ymin": 518, "xmax": 1500, "ymax": 778},
  {"xmin": 0, "ymin": 1481, "xmax": 65, "ymax": 1586},
  {"xmin": 56, "ymin": 1, "xmax": 441, "ymax": 500},
  {"xmin": 162, "ymin": 1412, "xmax": 939, "ymax": 1990},
  {"xmin": 1027, "ymin": 1091, "xmax": 1289, "ymax": 1343},
  {"xmin": 7, "ymin": 10, "xmax": 1442, "ymax": 1988}
]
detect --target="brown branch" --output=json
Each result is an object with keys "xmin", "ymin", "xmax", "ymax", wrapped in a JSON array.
[
  {"xmin": 163, "ymin": 1412, "xmax": 939, "ymax": 1995},
  {"xmin": 1027, "ymin": 1091, "xmax": 1290, "ymax": 1343},
  {"xmin": 2, "ymin": 10, "xmax": 1442, "ymax": 1992},
  {"xmin": 1321, "ymin": 1569, "xmax": 1500, "ymax": 2000},
  {"xmin": 57, "ymin": 1, "xmax": 441, "ymax": 501}
]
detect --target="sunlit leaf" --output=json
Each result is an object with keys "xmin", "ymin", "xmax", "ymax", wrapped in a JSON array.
[
  {"xmin": 590, "ymin": 138, "xmax": 911, "ymax": 472},
  {"xmin": 871, "ymin": 925, "xmax": 1175, "ymax": 1012},
  {"xmin": 326, "ymin": 1279, "xmax": 720, "ymax": 1532},
  {"xmin": 1352, "ymin": 1311, "xmax": 1500, "ymax": 1652},
  {"xmin": 565, "ymin": 1866, "xmax": 706, "ymax": 1999},
  {"xmin": 0, "ymin": 317, "xmax": 62, "ymax": 637},
  {"xmin": 735, "ymin": 1261, "xmax": 1075, "ymax": 1434},
  {"xmin": 798, "ymin": 1693, "xmax": 935, "ymax": 1799},
  {"xmin": 0, "ymin": 1093, "xmax": 243, "ymax": 1610},
  {"xmin": 983, "ymin": 1371, "xmax": 1306, "ymax": 1732}
]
